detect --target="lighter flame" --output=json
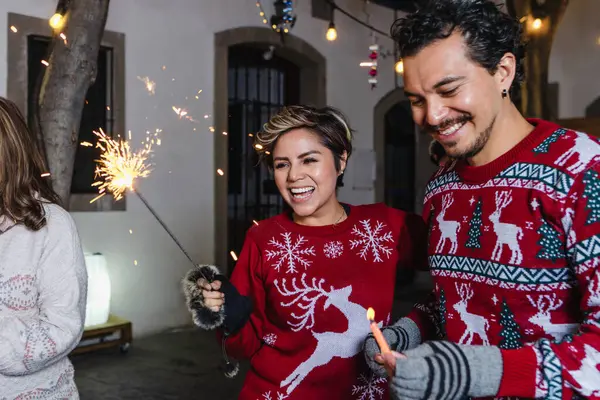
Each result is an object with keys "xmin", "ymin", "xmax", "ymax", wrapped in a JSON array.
[
  {"xmin": 366, "ymin": 307, "xmax": 375, "ymax": 321},
  {"xmin": 89, "ymin": 128, "xmax": 153, "ymax": 202}
]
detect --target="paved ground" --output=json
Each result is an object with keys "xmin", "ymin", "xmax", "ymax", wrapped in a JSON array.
[{"xmin": 72, "ymin": 273, "xmax": 432, "ymax": 399}]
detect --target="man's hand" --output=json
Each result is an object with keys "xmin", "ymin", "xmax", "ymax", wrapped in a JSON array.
[
  {"xmin": 363, "ymin": 318, "xmax": 421, "ymax": 377},
  {"xmin": 385, "ymin": 341, "xmax": 503, "ymax": 400}
]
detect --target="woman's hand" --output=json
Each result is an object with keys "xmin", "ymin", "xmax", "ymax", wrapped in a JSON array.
[{"xmin": 197, "ymin": 278, "xmax": 224, "ymax": 312}]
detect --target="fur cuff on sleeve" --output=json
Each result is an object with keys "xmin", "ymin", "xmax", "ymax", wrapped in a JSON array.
[{"xmin": 182, "ymin": 264, "xmax": 225, "ymax": 330}]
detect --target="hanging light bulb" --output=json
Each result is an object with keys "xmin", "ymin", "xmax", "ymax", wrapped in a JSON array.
[
  {"xmin": 49, "ymin": 12, "xmax": 64, "ymax": 30},
  {"xmin": 395, "ymin": 59, "xmax": 404, "ymax": 74},
  {"xmin": 326, "ymin": 22, "xmax": 337, "ymax": 41}
]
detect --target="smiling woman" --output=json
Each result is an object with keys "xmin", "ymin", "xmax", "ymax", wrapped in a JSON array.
[
  {"xmin": 254, "ymin": 105, "xmax": 351, "ymax": 226},
  {"xmin": 181, "ymin": 105, "xmax": 429, "ymax": 399}
]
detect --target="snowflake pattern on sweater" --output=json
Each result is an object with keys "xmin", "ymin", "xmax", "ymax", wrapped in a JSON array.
[
  {"xmin": 223, "ymin": 203, "xmax": 428, "ymax": 400},
  {"xmin": 410, "ymin": 119, "xmax": 600, "ymax": 399}
]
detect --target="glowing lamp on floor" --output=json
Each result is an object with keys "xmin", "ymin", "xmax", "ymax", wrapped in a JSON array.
[{"xmin": 84, "ymin": 253, "xmax": 111, "ymax": 327}]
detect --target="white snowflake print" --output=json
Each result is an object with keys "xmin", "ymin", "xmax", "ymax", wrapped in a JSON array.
[
  {"xmin": 263, "ymin": 333, "xmax": 277, "ymax": 346},
  {"xmin": 349, "ymin": 220, "xmax": 393, "ymax": 262},
  {"xmin": 525, "ymin": 221, "xmax": 535, "ymax": 230},
  {"xmin": 491, "ymin": 294, "xmax": 499, "ymax": 305},
  {"xmin": 530, "ymin": 198, "xmax": 540, "ymax": 211},
  {"xmin": 323, "ymin": 241, "xmax": 344, "ymax": 259},
  {"xmin": 258, "ymin": 391, "xmax": 288, "ymax": 400},
  {"xmin": 266, "ymin": 232, "xmax": 316, "ymax": 274},
  {"xmin": 351, "ymin": 373, "xmax": 386, "ymax": 400}
]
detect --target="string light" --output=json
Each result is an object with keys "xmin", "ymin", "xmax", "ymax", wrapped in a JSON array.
[
  {"xmin": 10, "ymin": 26, "xmax": 17, "ymax": 33},
  {"xmin": 395, "ymin": 59, "xmax": 404, "ymax": 75},
  {"xmin": 326, "ymin": 22, "xmax": 337, "ymax": 41},
  {"xmin": 49, "ymin": 13, "xmax": 64, "ymax": 30},
  {"xmin": 531, "ymin": 18, "xmax": 542, "ymax": 30},
  {"xmin": 255, "ymin": 1, "xmax": 269, "ymax": 24}
]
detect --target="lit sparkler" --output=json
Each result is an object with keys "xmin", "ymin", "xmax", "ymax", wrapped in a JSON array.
[
  {"xmin": 90, "ymin": 128, "xmax": 152, "ymax": 202},
  {"xmin": 88, "ymin": 128, "xmax": 210, "ymax": 281}
]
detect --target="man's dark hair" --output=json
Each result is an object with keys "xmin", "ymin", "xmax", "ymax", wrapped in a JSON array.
[{"xmin": 391, "ymin": 0, "xmax": 525, "ymax": 98}]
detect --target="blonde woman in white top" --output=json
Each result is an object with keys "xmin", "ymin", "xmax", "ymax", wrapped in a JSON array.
[{"xmin": 0, "ymin": 97, "xmax": 87, "ymax": 399}]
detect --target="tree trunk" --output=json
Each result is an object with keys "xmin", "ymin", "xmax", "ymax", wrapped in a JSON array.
[
  {"xmin": 507, "ymin": 0, "xmax": 569, "ymax": 119},
  {"xmin": 38, "ymin": 0, "xmax": 111, "ymax": 208}
]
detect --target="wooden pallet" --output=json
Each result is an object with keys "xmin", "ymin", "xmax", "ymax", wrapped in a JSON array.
[{"xmin": 71, "ymin": 314, "xmax": 132, "ymax": 355}]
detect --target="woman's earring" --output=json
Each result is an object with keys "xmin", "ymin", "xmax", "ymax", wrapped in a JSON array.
[{"xmin": 502, "ymin": 89, "xmax": 508, "ymax": 98}]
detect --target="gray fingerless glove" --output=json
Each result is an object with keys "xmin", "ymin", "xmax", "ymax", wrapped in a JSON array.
[
  {"xmin": 390, "ymin": 341, "xmax": 502, "ymax": 400},
  {"xmin": 363, "ymin": 317, "xmax": 422, "ymax": 377}
]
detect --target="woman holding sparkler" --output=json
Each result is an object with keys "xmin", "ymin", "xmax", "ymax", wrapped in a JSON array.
[
  {"xmin": 0, "ymin": 97, "xmax": 87, "ymax": 399},
  {"xmin": 183, "ymin": 105, "xmax": 427, "ymax": 399}
]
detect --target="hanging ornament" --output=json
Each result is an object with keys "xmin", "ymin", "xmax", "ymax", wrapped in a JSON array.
[
  {"xmin": 269, "ymin": 0, "xmax": 297, "ymax": 38},
  {"xmin": 367, "ymin": 44, "xmax": 379, "ymax": 89}
]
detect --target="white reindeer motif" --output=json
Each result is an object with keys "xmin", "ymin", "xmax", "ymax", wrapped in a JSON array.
[
  {"xmin": 555, "ymin": 133, "xmax": 600, "ymax": 174},
  {"xmin": 453, "ymin": 283, "xmax": 490, "ymax": 345},
  {"xmin": 567, "ymin": 343, "xmax": 600, "ymax": 397},
  {"xmin": 274, "ymin": 274, "xmax": 373, "ymax": 394},
  {"xmin": 587, "ymin": 269, "xmax": 600, "ymax": 308},
  {"xmin": 526, "ymin": 294, "xmax": 579, "ymax": 341},
  {"xmin": 561, "ymin": 208, "xmax": 577, "ymax": 248},
  {"xmin": 435, "ymin": 194, "xmax": 461, "ymax": 254},
  {"xmin": 490, "ymin": 191, "xmax": 524, "ymax": 265}
]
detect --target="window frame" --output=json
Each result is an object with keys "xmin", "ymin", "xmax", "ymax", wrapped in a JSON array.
[{"xmin": 7, "ymin": 12, "xmax": 126, "ymax": 212}]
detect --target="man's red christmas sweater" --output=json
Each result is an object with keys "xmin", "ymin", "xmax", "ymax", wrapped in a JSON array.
[
  {"xmin": 408, "ymin": 119, "xmax": 600, "ymax": 399},
  {"xmin": 223, "ymin": 203, "xmax": 427, "ymax": 399}
]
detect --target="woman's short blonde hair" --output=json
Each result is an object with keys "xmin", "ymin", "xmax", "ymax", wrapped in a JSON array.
[{"xmin": 255, "ymin": 105, "xmax": 353, "ymax": 172}]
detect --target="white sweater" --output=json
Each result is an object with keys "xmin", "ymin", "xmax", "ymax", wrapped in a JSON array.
[{"xmin": 0, "ymin": 203, "xmax": 87, "ymax": 399}]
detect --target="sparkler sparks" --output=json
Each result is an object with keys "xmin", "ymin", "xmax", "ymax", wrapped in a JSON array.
[
  {"xmin": 137, "ymin": 76, "xmax": 156, "ymax": 95},
  {"xmin": 172, "ymin": 106, "xmax": 198, "ymax": 122},
  {"xmin": 90, "ymin": 128, "xmax": 153, "ymax": 203}
]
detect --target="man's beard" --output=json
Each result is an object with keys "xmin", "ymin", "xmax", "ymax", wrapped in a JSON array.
[{"xmin": 423, "ymin": 114, "xmax": 495, "ymax": 160}]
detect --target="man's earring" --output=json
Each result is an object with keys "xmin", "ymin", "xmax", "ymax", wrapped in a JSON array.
[{"xmin": 502, "ymin": 89, "xmax": 508, "ymax": 98}]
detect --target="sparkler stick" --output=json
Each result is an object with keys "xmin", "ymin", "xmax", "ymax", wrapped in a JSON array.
[{"xmin": 133, "ymin": 189, "xmax": 196, "ymax": 268}]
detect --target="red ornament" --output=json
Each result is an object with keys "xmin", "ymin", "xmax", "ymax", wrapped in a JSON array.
[
  {"xmin": 369, "ymin": 51, "xmax": 378, "ymax": 60},
  {"xmin": 369, "ymin": 68, "xmax": 377, "ymax": 77}
]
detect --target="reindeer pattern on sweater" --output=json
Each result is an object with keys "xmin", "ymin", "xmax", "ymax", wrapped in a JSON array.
[
  {"xmin": 418, "ymin": 120, "xmax": 600, "ymax": 399},
  {"xmin": 223, "ymin": 203, "xmax": 426, "ymax": 400}
]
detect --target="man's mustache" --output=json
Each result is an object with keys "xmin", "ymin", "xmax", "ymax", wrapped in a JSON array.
[{"xmin": 423, "ymin": 114, "xmax": 473, "ymax": 134}]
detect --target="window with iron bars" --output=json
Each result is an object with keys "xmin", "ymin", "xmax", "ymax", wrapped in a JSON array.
[{"xmin": 227, "ymin": 44, "xmax": 300, "ymax": 272}]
